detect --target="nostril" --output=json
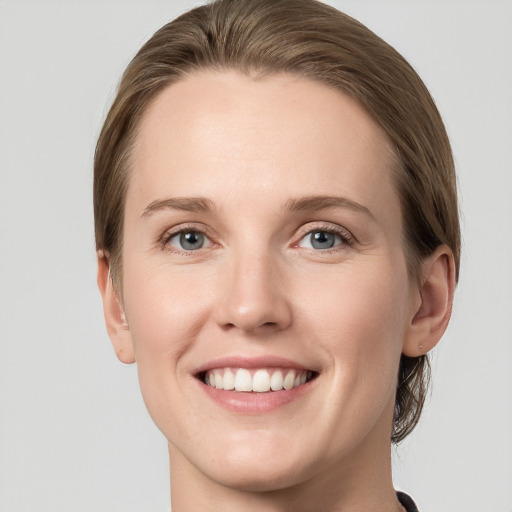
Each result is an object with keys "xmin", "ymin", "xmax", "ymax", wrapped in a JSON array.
[{"xmin": 221, "ymin": 320, "xmax": 280, "ymax": 333}]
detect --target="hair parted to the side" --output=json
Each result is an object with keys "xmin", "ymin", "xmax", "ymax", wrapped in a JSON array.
[{"xmin": 94, "ymin": 0, "xmax": 460, "ymax": 443}]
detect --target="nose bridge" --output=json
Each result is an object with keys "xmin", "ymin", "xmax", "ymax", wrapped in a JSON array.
[{"xmin": 217, "ymin": 243, "xmax": 291, "ymax": 333}]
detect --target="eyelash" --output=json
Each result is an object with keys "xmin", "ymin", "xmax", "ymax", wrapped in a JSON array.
[
  {"xmin": 159, "ymin": 222, "xmax": 355, "ymax": 253},
  {"xmin": 294, "ymin": 222, "xmax": 355, "ymax": 251},
  {"xmin": 159, "ymin": 224, "xmax": 214, "ymax": 254}
]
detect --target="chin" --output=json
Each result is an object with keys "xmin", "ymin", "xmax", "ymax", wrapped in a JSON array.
[
  {"xmin": 192, "ymin": 432, "xmax": 324, "ymax": 493},
  {"xmin": 207, "ymin": 458, "xmax": 312, "ymax": 493}
]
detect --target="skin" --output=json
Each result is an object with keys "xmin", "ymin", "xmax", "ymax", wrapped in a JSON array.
[{"xmin": 98, "ymin": 71, "xmax": 455, "ymax": 511}]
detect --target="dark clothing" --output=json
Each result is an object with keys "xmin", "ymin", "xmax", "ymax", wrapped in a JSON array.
[{"xmin": 397, "ymin": 491, "xmax": 419, "ymax": 512}]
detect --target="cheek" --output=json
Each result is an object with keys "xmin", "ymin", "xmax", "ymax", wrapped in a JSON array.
[
  {"xmin": 301, "ymin": 262, "xmax": 410, "ymax": 436},
  {"xmin": 121, "ymin": 263, "xmax": 213, "ymax": 382},
  {"xmin": 300, "ymin": 259, "xmax": 408, "ymax": 333},
  {"xmin": 123, "ymin": 260, "xmax": 213, "ymax": 343},
  {"xmin": 295, "ymin": 260, "xmax": 409, "ymax": 384},
  {"xmin": 120, "ymin": 264, "xmax": 217, "ymax": 438}
]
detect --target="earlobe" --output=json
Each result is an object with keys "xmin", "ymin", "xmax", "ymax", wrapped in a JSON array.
[
  {"xmin": 402, "ymin": 245, "xmax": 456, "ymax": 357},
  {"xmin": 97, "ymin": 252, "xmax": 135, "ymax": 364}
]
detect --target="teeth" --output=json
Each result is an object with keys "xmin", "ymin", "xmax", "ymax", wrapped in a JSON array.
[
  {"xmin": 253, "ymin": 369, "xmax": 271, "ymax": 392},
  {"xmin": 205, "ymin": 368, "xmax": 312, "ymax": 392},
  {"xmin": 223, "ymin": 369, "xmax": 235, "ymax": 390},
  {"xmin": 270, "ymin": 371, "xmax": 283, "ymax": 391},
  {"xmin": 283, "ymin": 370, "xmax": 296, "ymax": 390},
  {"xmin": 234, "ymin": 368, "xmax": 253, "ymax": 391}
]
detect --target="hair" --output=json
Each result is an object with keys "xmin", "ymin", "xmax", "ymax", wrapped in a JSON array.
[{"xmin": 94, "ymin": 0, "xmax": 460, "ymax": 443}]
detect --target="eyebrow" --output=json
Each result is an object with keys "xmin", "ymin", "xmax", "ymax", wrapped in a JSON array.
[
  {"xmin": 141, "ymin": 197, "xmax": 216, "ymax": 217},
  {"xmin": 285, "ymin": 195, "xmax": 375, "ymax": 220},
  {"xmin": 141, "ymin": 194, "xmax": 375, "ymax": 220}
]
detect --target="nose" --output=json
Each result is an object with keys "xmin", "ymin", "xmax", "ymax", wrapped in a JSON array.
[{"xmin": 214, "ymin": 249, "xmax": 292, "ymax": 334}]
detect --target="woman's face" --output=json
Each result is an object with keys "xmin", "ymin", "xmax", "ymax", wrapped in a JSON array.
[{"xmin": 118, "ymin": 71, "xmax": 420, "ymax": 490}]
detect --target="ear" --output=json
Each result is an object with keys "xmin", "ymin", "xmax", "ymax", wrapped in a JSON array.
[
  {"xmin": 97, "ymin": 252, "xmax": 135, "ymax": 364},
  {"xmin": 402, "ymin": 245, "xmax": 456, "ymax": 357}
]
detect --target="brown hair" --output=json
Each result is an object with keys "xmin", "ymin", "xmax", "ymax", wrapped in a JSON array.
[{"xmin": 94, "ymin": 0, "xmax": 460, "ymax": 443}]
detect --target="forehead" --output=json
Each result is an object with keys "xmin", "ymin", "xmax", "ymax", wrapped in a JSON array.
[{"xmin": 128, "ymin": 70, "xmax": 399, "ymax": 221}]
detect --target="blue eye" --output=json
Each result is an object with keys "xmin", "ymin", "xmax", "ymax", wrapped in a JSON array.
[
  {"xmin": 168, "ymin": 231, "xmax": 210, "ymax": 251},
  {"xmin": 299, "ymin": 230, "xmax": 343, "ymax": 250}
]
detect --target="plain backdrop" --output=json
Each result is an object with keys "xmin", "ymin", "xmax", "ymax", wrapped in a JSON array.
[{"xmin": 1, "ymin": 1, "xmax": 511, "ymax": 511}]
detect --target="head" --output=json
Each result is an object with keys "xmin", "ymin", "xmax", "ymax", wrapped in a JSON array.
[{"xmin": 94, "ymin": 0, "xmax": 459, "ymax": 484}]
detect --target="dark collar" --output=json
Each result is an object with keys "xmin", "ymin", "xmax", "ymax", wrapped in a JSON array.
[{"xmin": 397, "ymin": 491, "xmax": 419, "ymax": 512}]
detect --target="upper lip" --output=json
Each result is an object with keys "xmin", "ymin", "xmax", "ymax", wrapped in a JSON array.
[{"xmin": 192, "ymin": 355, "xmax": 315, "ymax": 376}]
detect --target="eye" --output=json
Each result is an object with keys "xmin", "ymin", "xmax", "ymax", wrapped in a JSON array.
[
  {"xmin": 167, "ymin": 230, "xmax": 211, "ymax": 251},
  {"xmin": 298, "ymin": 230, "xmax": 344, "ymax": 250}
]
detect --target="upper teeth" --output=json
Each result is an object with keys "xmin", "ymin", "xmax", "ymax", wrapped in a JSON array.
[{"xmin": 205, "ymin": 368, "xmax": 312, "ymax": 392}]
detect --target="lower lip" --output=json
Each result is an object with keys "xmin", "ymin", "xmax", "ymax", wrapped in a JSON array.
[{"xmin": 197, "ymin": 378, "xmax": 316, "ymax": 414}]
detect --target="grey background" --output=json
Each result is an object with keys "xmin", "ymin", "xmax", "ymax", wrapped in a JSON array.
[{"xmin": 1, "ymin": 1, "xmax": 511, "ymax": 511}]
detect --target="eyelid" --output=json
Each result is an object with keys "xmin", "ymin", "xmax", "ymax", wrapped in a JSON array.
[
  {"xmin": 159, "ymin": 223, "xmax": 216, "ymax": 252},
  {"xmin": 157, "ymin": 221, "xmax": 355, "ymax": 252},
  {"xmin": 293, "ymin": 221, "xmax": 356, "ymax": 248}
]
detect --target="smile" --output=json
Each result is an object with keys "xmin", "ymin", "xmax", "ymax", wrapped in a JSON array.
[{"xmin": 203, "ymin": 367, "xmax": 315, "ymax": 392}]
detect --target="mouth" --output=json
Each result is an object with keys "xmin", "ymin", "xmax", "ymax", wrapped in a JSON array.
[
  {"xmin": 199, "ymin": 367, "xmax": 318, "ymax": 393},
  {"xmin": 193, "ymin": 356, "xmax": 320, "ymax": 413}
]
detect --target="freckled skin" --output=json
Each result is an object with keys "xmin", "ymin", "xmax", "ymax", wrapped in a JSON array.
[{"xmin": 118, "ymin": 71, "xmax": 420, "ymax": 511}]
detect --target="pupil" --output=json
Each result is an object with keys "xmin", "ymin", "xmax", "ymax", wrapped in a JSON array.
[
  {"xmin": 180, "ymin": 232, "xmax": 204, "ymax": 250},
  {"xmin": 311, "ymin": 231, "xmax": 335, "ymax": 249}
]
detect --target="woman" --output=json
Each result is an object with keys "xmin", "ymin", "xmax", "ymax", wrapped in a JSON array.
[{"xmin": 94, "ymin": 0, "xmax": 459, "ymax": 510}]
